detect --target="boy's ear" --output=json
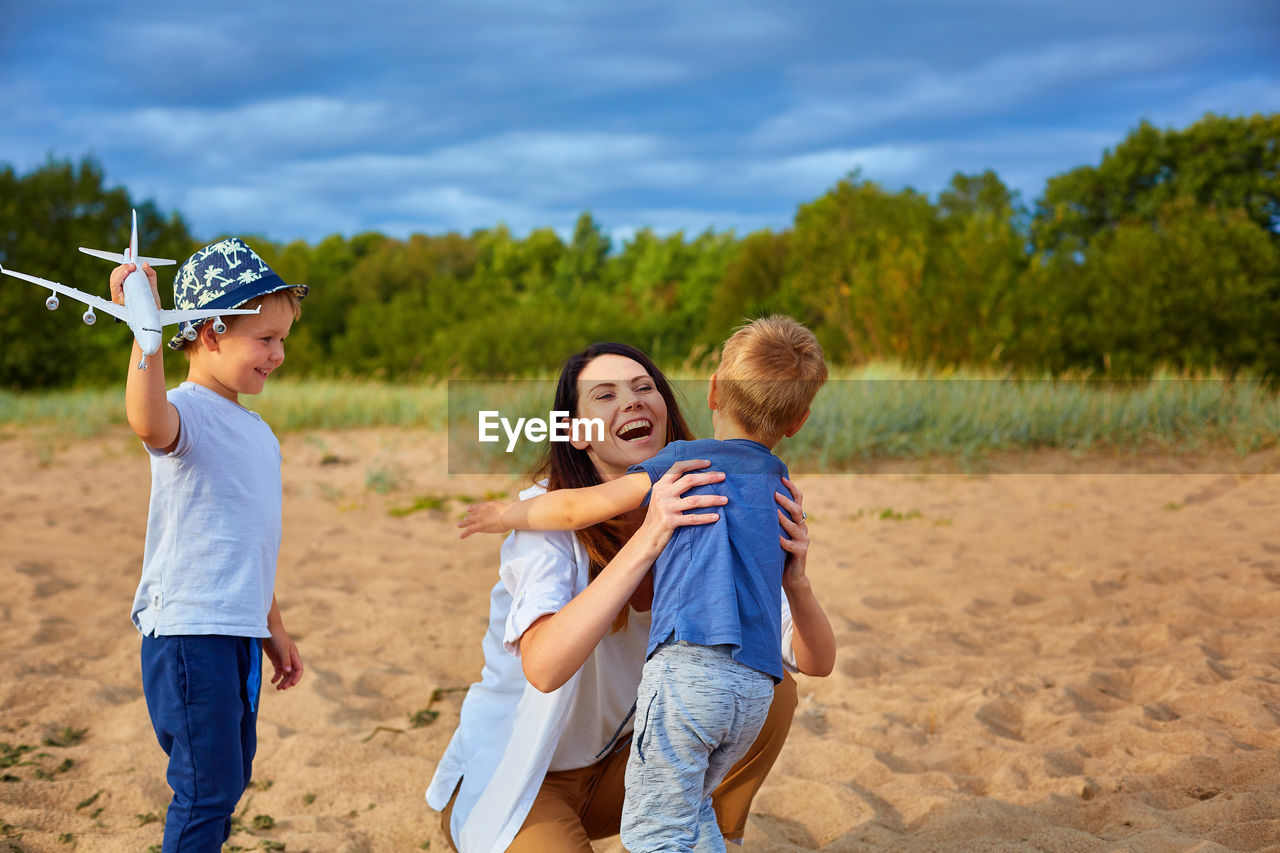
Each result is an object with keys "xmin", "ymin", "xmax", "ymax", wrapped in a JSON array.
[
  {"xmin": 783, "ymin": 408, "xmax": 810, "ymax": 438},
  {"xmin": 197, "ymin": 322, "xmax": 222, "ymax": 353},
  {"xmin": 707, "ymin": 373, "xmax": 720, "ymax": 410}
]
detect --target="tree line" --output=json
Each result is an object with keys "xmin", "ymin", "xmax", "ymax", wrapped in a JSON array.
[{"xmin": 0, "ymin": 112, "xmax": 1276, "ymax": 389}]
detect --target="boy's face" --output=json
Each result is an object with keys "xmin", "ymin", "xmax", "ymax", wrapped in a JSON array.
[
  {"xmin": 574, "ymin": 354, "xmax": 669, "ymax": 481},
  {"xmin": 191, "ymin": 297, "xmax": 294, "ymax": 402}
]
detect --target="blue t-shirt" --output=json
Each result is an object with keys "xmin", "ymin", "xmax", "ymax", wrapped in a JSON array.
[{"xmin": 628, "ymin": 438, "xmax": 789, "ymax": 681}]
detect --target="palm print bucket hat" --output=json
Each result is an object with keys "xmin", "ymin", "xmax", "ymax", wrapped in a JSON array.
[{"xmin": 166, "ymin": 237, "xmax": 309, "ymax": 350}]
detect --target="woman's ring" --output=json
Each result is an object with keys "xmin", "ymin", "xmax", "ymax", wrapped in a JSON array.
[{"xmin": 799, "ymin": 511, "xmax": 808, "ymax": 524}]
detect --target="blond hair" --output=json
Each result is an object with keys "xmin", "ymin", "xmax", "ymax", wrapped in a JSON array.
[{"xmin": 716, "ymin": 315, "xmax": 828, "ymax": 445}]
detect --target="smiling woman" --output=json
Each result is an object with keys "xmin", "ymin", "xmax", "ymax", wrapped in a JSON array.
[{"xmin": 426, "ymin": 341, "xmax": 823, "ymax": 852}]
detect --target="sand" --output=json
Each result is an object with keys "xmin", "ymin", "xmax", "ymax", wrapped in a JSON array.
[{"xmin": 2, "ymin": 426, "xmax": 1279, "ymax": 852}]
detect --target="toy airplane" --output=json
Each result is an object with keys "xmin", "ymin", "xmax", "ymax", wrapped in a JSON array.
[{"xmin": 0, "ymin": 209, "xmax": 258, "ymax": 370}]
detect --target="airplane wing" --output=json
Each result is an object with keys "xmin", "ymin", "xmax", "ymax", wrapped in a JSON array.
[
  {"xmin": 0, "ymin": 264, "xmax": 130, "ymax": 322},
  {"xmin": 79, "ymin": 248, "xmax": 176, "ymax": 266},
  {"xmin": 158, "ymin": 306, "xmax": 261, "ymax": 326}
]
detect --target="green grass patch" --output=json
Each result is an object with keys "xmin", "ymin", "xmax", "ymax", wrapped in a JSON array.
[
  {"xmin": 42, "ymin": 727, "xmax": 87, "ymax": 748},
  {"xmin": 0, "ymin": 744, "xmax": 36, "ymax": 768},
  {"xmin": 75, "ymin": 790, "xmax": 103, "ymax": 811},
  {"xmin": 5, "ymin": 369, "xmax": 1278, "ymax": 470},
  {"xmin": 389, "ymin": 495, "xmax": 449, "ymax": 517}
]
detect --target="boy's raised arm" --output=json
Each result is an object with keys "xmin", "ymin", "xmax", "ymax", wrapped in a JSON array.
[{"xmin": 114, "ymin": 263, "xmax": 180, "ymax": 453}]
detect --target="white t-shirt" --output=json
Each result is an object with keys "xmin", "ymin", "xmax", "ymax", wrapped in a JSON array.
[
  {"xmin": 548, "ymin": 606, "xmax": 650, "ymax": 771},
  {"xmin": 131, "ymin": 382, "xmax": 282, "ymax": 638}
]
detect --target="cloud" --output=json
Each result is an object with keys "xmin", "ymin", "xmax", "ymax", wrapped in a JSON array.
[
  {"xmin": 4, "ymin": 1, "xmax": 1272, "ymax": 244},
  {"xmin": 105, "ymin": 97, "xmax": 413, "ymax": 159},
  {"xmin": 1184, "ymin": 77, "xmax": 1280, "ymax": 120},
  {"xmin": 743, "ymin": 146, "xmax": 926, "ymax": 196},
  {"xmin": 753, "ymin": 35, "xmax": 1207, "ymax": 147}
]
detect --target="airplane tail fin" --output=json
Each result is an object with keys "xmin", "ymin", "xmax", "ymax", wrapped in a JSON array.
[{"xmin": 78, "ymin": 209, "xmax": 176, "ymax": 266}]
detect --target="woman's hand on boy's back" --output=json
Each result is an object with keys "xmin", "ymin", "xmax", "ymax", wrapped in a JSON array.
[
  {"xmin": 633, "ymin": 459, "xmax": 727, "ymax": 555},
  {"xmin": 775, "ymin": 477, "xmax": 810, "ymax": 585},
  {"xmin": 775, "ymin": 477, "xmax": 837, "ymax": 677}
]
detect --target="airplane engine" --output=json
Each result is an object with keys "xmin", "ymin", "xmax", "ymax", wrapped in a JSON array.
[
  {"xmin": 182, "ymin": 325, "xmax": 198, "ymax": 341},
  {"xmin": 82, "ymin": 309, "xmax": 96, "ymax": 326},
  {"xmin": 212, "ymin": 317, "xmax": 227, "ymax": 335},
  {"xmin": 45, "ymin": 295, "xmax": 59, "ymax": 310}
]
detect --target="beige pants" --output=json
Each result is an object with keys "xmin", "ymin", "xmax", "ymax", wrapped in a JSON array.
[{"xmin": 440, "ymin": 673, "xmax": 797, "ymax": 851}]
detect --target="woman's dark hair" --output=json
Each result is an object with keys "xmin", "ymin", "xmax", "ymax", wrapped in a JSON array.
[{"xmin": 531, "ymin": 342, "xmax": 694, "ymax": 585}]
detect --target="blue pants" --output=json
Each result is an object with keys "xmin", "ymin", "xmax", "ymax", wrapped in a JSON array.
[
  {"xmin": 620, "ymin": 642, "xmax": 775, "ymax": 853},
  {"xmin": 141, "ymin": 634, "xmax": 261, "ymax": 853}
]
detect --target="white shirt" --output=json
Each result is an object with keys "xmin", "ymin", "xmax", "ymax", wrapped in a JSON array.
[
  {"xmin": 426, "ymin": 484, "xmax": 799, "ymax": 852},
  {"xmin": 131, "ymin": 382, "xmax": 282, "ymax": 638},
  {"xmin": 549, "ymin": 606, "xmax": 650, "ymax": 771}
]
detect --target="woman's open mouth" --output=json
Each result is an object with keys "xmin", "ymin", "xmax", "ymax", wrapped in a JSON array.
[{"xmin": 616, "ymin": 419, "xmax": 653, "ymax": 442}]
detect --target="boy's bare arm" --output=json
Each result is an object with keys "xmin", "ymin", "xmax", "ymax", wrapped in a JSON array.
[
  {"xmin": 265, "ymin": 595, "xmax": 303, "ymax": 690},
  {"xmin": 113, "ymin": 263, "xmax": 180, "ymax": 452},
  {"xmin": 457, "ymin": 473, "xmax": 650, "ymax": 538},
  {"xmin": 458, "ymin": 459, "xmax": 727, "ymax": 537},
  {"xmin": 505, "ymin": 472, "xmax": 651, "ymax": 530}
]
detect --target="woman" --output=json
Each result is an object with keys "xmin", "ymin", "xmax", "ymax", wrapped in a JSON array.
[{"xmin": 427, "ymin": 342, "xmax": 834, "ymax": 851}]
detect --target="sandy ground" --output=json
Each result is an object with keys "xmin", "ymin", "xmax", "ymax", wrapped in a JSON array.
[{"xmin": 1, "ymin": 426, "xmax": 1279, "ymax": 852}]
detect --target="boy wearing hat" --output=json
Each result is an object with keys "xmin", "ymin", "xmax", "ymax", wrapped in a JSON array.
[{"xmin": 112, "ymin": 238, "xmax": 308, "ymax": 852}]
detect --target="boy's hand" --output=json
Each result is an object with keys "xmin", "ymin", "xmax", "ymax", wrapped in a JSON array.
[
  {"xmin": 776, "ymin": 477, "xmax": 810, "ymax": 586},
  {"xmin": 458, "ymin": 501, "xmax": 513, "ymax": 539},
  {"xmin": 109, "ymin": 262, "xmax": 160, "ymax": 308},
  {"xmin": 264, "ymin": 630, "xmax": 304, "ymax": 690}
]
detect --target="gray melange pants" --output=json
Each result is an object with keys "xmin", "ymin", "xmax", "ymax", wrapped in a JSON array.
[{"xmin": 620, "ymin": 641, "xmax": 775, "ymax": 853}]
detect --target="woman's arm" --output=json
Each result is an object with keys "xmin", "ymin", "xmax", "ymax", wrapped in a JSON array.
[
  {"xmin": 515, "ymin": 463, "xmax": 722, "ymax": 692},
  {"xmin": 458, "ymin": 460, "xmax": 726, "ymax": 538},
  {"xmin": 775, "ymin": 478, "xmax": 836, "ymax": 677}
]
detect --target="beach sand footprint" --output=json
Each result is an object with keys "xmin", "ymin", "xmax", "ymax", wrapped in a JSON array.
[{"xmin": 15, "ymin": 561, "xmax": 77, "ymax": 598}]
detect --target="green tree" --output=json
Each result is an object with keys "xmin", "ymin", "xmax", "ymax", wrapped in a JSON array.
[
  {"xmin": 553, "ymin": 212, "xmax": 612, "ymax": 298},
  {"xmin": 788, "ymin": 175, "xmax": 937, "ymax": 364},
  {"xmin": 0, "ymin": 158, "xmax": 195, "ymax": 388},
  {"xmin": 1026, "ymin": 113, "xmax": 1280, "ymax": 375},
  {"xmin": 1033, "ymin": 113, "xmax": 1280, "ymax": 256},
  {"xmin": 925, "ymin": 171, "xmax": 1028, "ymax": 365},
  {"xmin": 1041, "ymin": 200, "xmax": 1278, "ymax": 375},
  {"xmin": 701, "ymin": 230, "xmax": 793, "ymax": 351},
  {"xmin": 610, "ymin": 228, "xmax": 737, "ymax": 364}
]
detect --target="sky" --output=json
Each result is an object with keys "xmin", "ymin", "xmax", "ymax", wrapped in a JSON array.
[{"xmin": 3, "ymin": 0, "xmax": 1277, "ymax": 245}]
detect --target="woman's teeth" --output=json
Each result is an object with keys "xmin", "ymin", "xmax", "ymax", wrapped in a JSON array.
[{"xmin": 616, "ymin": 419, "xmax": 652, "ymax": 441}]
